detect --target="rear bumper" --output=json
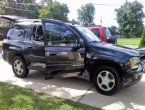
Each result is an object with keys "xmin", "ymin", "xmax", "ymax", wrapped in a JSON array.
[{"xmin": 123, "ymin": 64, "xmax": 143, "ymax": 87}]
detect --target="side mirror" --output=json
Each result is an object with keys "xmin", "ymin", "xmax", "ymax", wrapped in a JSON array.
[
  {"xmin": 79, "ymin": 39, "xmax": 84, "ymax": 47},
  {"xmin": 71, "ymin": 39, "xmax": 84, "ymax": 51}
]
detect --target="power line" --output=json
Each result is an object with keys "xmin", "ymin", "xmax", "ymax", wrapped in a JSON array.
[
  {"xmin": 3, "ymin": 6, "xmax": 38, "ymax": 13},
  {"xmin": 0, "ymin": 0, "xmax": 39, "ymax": 6},
  {"xmin": 1, "ymin": 1, "xmax": 145, "ymax": 7}
]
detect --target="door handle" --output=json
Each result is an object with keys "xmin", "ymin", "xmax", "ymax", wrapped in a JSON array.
[
  {"xmin": 28, "ymin": 46, "xmax": 32, "ymax": 49},
  {"xmin": 49, "ymin": 52, "xmax": 57, "ymax": 56}
]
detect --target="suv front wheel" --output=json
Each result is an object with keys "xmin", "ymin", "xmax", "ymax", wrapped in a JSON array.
[
  {"xmin": 94, "ymin": 66, "xmax": 121, "ymax": 95},
  {"xmin": 12, "ymin": 56, "xmax": 29, "ymax": 78}
]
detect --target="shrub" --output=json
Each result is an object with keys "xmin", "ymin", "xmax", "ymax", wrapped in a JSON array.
[{"xmin": 139, "ymin": 29, "xmax": 145, "ymax": 48}]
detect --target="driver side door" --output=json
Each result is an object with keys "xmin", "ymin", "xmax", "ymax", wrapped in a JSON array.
[{"xmin": 42, "ymin": 19, "xmax": 85, "ymax": 73}]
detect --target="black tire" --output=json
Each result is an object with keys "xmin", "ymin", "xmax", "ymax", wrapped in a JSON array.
[
  {"xmin": 12, "ymin": 56, "xmax": 29, "ymax": 78},
  {"xmin": 93, "ymin": 66, "xmax": 121, "ymax": 95}
]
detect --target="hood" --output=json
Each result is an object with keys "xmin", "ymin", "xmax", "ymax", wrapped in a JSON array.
[
  {"xmin": 88, "ymin": 42, "xmax": 140, "ymax": 62},
  {"xmin": 0, "ymin": 15, "xmax": 26, "ymax": 23}
]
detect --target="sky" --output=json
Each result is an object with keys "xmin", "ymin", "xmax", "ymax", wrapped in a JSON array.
[{"xmin": 37, "ymin": 0, "xmax": 145, "ymax": 27}]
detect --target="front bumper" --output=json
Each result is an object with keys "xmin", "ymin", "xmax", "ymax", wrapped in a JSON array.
[{"xmin": 123, "ymin": 64, "xmax": 143, "ymax": 87}]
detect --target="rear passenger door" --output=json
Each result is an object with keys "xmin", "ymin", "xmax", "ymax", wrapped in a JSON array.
[
  {"xmin": 26, "ymin": 24, "xmax": 45, "ymax": 63},
  {"xmin": 42, "ymin": 19, "xmax": 85, "ymax": 71}
]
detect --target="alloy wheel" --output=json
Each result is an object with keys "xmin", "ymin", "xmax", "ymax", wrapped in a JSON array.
[
  {"xmin": 97, "ymin": 71, "xmax": 115, "ymax": 91},
  {"xmin": 13, "ymin": 60, "xmax": 24, "ymax": 75}
]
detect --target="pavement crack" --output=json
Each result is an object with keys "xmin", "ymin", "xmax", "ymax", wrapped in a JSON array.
[{"xmin": 77, "ymin": 84, "xmax": 94, "ymax": 102}]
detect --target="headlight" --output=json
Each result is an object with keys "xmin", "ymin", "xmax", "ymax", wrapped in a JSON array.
[{"xmin": 129, "ymin": 57, "xmax": 140, "ymax": 70}]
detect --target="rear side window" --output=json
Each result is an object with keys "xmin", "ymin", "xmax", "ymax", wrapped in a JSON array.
[
  {"xmin": 7, "ymin": 24, "xmax": 27, "ymax": 40},
  {"xmin": 30, "ymin": 25, "xmax": 44, "ymax": 41},
  {"xmin": 91, "ymin": 29, "xmax": 100, "ymax": 38}
]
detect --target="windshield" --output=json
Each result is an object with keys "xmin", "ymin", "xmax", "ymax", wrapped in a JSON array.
[{"xmin": 75, "ymin": 26, "xmax": 100, "ymax": 42}]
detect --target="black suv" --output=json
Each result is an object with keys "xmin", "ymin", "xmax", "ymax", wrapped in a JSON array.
[{"xmin": 1, "ymin": 16, "xmax": 143, "ymax": 95}]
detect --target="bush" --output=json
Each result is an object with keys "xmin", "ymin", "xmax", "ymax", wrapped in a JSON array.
[{"xmin": 139, "ymin": 29, "xmax": 145, "ymax": 48}]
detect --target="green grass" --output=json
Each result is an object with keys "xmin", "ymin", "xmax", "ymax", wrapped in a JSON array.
[
  {"xmin": 117, "ymin": 38, "xmax": 141, "ymax": 46},
  {"xmin": 0, "ymin": 82, "xmax": 101, "ymax": 110}
]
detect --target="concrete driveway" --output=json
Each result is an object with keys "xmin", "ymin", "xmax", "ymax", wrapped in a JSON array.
[{"xmin": 0, "ymin": 59, "xmax": 145, "ymax": 110}]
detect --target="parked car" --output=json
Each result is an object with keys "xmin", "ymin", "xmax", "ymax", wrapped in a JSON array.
[
  {"xmin": 1, "ymin": 15, "xmax": 143, "ymax": 95},
  {"xmin": 88, "ymin": 25, "xmax": 117, "ymax": 44}
]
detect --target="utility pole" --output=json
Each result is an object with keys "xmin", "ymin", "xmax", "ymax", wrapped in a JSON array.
[
  {"xmin": 126, "ymin": 0, "xmax": 128, "ymax": 4},
  {"xmin": 100, "ymin": 16, "xmax": 102, "ymax": 26}
]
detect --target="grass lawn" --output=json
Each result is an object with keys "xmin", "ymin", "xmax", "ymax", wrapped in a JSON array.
[
  {"xmin": 117, "ymin": 38, "xmax": 141, "ymax": 46},
  {"xmin": 0, "ymin": 82, "xmax": 101, "ymax": 110}
]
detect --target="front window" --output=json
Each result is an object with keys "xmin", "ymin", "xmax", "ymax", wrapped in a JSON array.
[
  {"xmin": 75, "ymin": 26, "xmax": 100, "ymax": 42},
  {"xmin": 44, "ymin": 22, "xmax": 77, "ymax": 47}
]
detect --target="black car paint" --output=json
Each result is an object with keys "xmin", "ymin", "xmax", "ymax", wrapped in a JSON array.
[{"xmin": 2, "ymin": 18, "xmax": 143, "ymax": 87}]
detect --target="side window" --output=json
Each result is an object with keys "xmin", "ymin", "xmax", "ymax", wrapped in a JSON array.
[
  {"xmin": 91, "ymin": 29, "xmax": 100, "ymax": 38},
  {"xmin": 45, "ymin": 23, "xmax": 77, "ymax": 46},
  {"xmin": 30, "ymin": 25, "xmax": 44, "ymax": 41},
  {"xmin": 7, "ymin": 24, "xmax": 27, "ymax": 40},
  {"xmin": 105, "ymin": 27, "xmax": 112, "ymax": 39}
]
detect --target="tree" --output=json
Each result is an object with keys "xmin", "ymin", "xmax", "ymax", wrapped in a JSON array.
[
  {"xmin": 77, "ymin": 3, "xmax": 95, "ymax": 26},
  {"xmin": 109, "ymin": 26, "xmax": 118, "ymax": 36},
  {"xmin": 69, "ymin": 19, "xmax": 80, "ymax": 25},
  {"xmin": 115, "ymin": 1, "xmax": 145, "ymax": 38},
  {"xmin": 39, "ymin": 1, "xmax": 69, "ymax": 22},
  {"xmin": 139, "ymin": 29, "xmax": 145, "ymax": 48},
  {"xmin": 0, "ymin": 0, "xmax": 39, "ymax": 19}
]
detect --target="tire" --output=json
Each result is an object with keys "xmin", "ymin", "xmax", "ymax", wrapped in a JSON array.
[
  {"xmin": 93, "ymin": 66, "xmax": 121, "ymax": 95},
  {"xmin": 12, "ymin": 56, "xmax": 29, "ymax": 78}
]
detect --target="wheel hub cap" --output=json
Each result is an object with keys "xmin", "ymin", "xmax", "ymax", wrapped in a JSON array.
[
  {"xmin": 14, "ymin": 60, "xmax": 23, "ymax": 75},
  {"xmin": 97, "ymin": 71, "xmax": 115, "ymax": 91}
]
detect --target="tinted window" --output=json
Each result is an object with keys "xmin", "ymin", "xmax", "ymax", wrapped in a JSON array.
[
  {"xmin": 91, "ymin": 29, "xmax": 100, "ymax": 38},
  {"xmin": 45, "ymin": 23, "xmax": 77, "ymax": 46},
  {"xmin": 7, "ymin": 24, "xmax": 27, "ymax": 40},
  {"xmin": 30, "ymin": 25, "xmax": 44, "ymax": 41}
]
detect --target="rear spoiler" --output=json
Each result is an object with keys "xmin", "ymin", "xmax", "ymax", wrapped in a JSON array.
[{"xmin": 0, "ymin": 15, "xmax": 27, "ymax": 23}]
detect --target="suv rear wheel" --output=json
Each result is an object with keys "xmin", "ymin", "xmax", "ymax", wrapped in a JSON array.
[
  {"xmin": 94, "ymin": 66, "xmax": 121, "ymax": 95},
  {"xmin": 12, "ymin": 56, "xmax": 29, "ymax": 78}
]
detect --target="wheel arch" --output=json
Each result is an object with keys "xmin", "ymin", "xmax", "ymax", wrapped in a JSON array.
[
  {"xmin": 89, "ymin": 59, "xmax": 123, "ymax": 82},
  {"xmin": 9, "ymin": 52, "xmax": 29, "ymax": 65}
]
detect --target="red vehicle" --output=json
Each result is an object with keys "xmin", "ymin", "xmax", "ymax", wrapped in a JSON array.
[{"xmin": 88, "ymin": 25, "xmax": 117, "ymax": 44}]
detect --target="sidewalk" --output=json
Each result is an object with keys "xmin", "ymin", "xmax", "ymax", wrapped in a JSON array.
[{"xmin": 0, "ymin": 59, "xmax": 145, "ymax": 110}]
